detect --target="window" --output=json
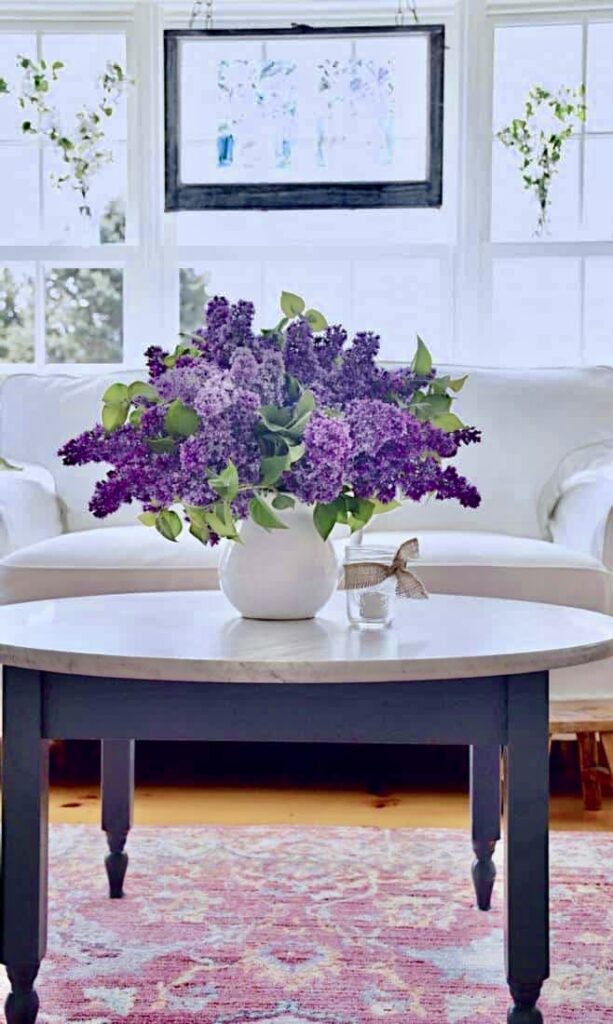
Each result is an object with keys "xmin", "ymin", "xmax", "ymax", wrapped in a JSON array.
[
  {"xmin": 3, "ymin": 1, "xmax": 611, "ymax": 375},
  {"xmin": 0, "ymin": 25, "xmax": 130, "ymax": 370},
  {"xmin": 487, "ymin": 13, "xmax": 613, "ymax": 367}
]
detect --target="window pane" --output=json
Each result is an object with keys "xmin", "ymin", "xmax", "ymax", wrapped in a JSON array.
[
  {"xmin": 0, "ymin": 263, "xmax": 35, "ymax": 363},
  {"xmin": 0, "ymin": 34, "xmax": 37, "ymax": 139},
  {"xmin": 177, "ymin": 205, "xmax": 452, "ymax": 246},
  {"xmin": 353, "ymin": 260, "xmax": 446, "ymax": 362},
  {"xmin": 493, "ymin": 25, "xmax": 582, "ymax": 131},
  {"xmin": 584, "ymin": 258, "xmax": 613, "ymax": 364},
  {"xmin": 41, "ymin": 34, "xmax": 127, "ymax": 140},
  {"xmin": 587, "ymin": 23, "xmax": 613, "ymax": 133},
  {"xmin": 492, "ymin": 136, "xmax": 580, "ymax": 242},
  {"xmin": 0, "ymin": 144, "xmax": 40, "ymax": 243},
  {"xmin": 492, "ymin": 24, "xmax": 583, "ymax": 242},
  {"xmin": 43, "ymin": 143, "xmax": 127, "ymax": 245},
  {"xmin": 193, "ymin": 261, "xmax": 263, "ymax": 313},
  {"xmin": 492, "ymin": 259, "xmax": 581, "ymax": 367},
  {"xmin": 583, "ymin": 136, "xmax": 613, "ymax": 240},
  {"xmin": 262, "ymin": 260, "xmax": 350, "ymax": 328},
  {"xmin": 179, "ymin": 267, "xmax": 211, "ymax": 337},
  {"xmin": 45, "ymin": 267, "xmax": 123, "ymax": 364}
]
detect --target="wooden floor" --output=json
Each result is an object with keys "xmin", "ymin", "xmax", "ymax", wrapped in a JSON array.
[
  {"xmin": 46, "ymin": 740, "xmax": 613, "ymax": 832},
  {"xmin": 49, "ymin": 785, "xmax": 613, "ymax": 831}
]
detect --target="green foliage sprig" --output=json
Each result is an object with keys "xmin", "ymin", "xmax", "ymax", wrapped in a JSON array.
[
  {"xmin": 0, "ymin": 55, "xmax": 132, "ymax": 220},
  {"xmin": 496, "ymin": 84, "xmax": 586, "ymax": 235}
]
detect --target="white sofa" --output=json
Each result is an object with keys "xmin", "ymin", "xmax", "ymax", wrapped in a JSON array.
[{"xmin": 1, "ymin": 366, "xmax": 612, "ymax": 699}]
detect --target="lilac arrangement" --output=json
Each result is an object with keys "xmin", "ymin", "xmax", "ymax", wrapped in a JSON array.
[{"xmin": 59, "ymin": 291, "xmax": 481, "ymax": 544}]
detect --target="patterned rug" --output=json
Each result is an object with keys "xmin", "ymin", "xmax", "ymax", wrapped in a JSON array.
[{"xmin": 5, "ymin": 825, "xmax": 612, "ymax": 1023}]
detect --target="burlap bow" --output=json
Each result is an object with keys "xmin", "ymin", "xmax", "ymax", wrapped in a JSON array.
[{"xmin": 344, "ymin": 538, "xmax": 428, "ymax": 599}]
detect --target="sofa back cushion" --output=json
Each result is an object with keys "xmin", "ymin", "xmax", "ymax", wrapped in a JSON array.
[
  {"xmin": 0, "ymin": 371, "xmax": 138, "ymax": 532},
  {"xmin": 367, "ymin": 365, "xmax": 613, "ymax": 539},
  {"xmin": 2, "ymin": 365, "xmax": 613, "ymax": 538}
]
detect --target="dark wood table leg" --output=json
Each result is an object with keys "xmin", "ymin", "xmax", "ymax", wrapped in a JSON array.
[
  {"xmin": 470, "ymin": 744, "xmax": 501, "ymax": 910},
  {"xmin": 505, "ymin": 671, "xmax": 549, "ymax": 1023},
  {"xmin": 1, "ymin": 668, "xmax": 49, "ymax": 1024},
  {"xmin": 101, "ymin": 739, "xmax": 134, "ymax": 899}
]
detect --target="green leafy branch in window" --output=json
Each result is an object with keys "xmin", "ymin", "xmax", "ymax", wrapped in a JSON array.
[
  {"xmin": 0, "ymin": 56, "xmax": 133, "ymax": 221},
  {"xmin": 496, "ymin": 84, "xmax": 586, "ymax": 235}
]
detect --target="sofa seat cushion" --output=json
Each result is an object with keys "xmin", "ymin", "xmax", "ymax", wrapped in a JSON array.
[
  {"xmin": 353, "ymin": 530, "xmax": 611, "ymax": 614},
  {"xmin": 0, "ymin": 525, "xmax": 222, "ymax": 604}
]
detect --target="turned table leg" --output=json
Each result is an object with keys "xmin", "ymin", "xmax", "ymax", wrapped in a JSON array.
[
  {"xmin": 505, "ymin": 672, "xmax": 549, "ymax": 1023},
  {"xmin": 470, "ymin": 744, "xmax": 501, "ymax": 911},
  {"xmin": 1, "ymin": 668, "xmax": 49, "ymax": 1024},
  {"xmin": 101, "ymin": 740, "xmax": 134, "ymax": 899}
]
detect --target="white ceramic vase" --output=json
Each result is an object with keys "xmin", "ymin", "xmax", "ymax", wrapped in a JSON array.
[{"xmin": 219, "ymin": 504, "xmax": 339, "ymax": 620}]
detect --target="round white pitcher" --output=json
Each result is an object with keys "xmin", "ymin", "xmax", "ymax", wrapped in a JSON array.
[{"xmin": 219, "ymin": 504, "xmax": 339, "ymax": 620}]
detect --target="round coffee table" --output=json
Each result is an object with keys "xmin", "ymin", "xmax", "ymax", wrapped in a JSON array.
[{"xmin": 1, "ymin": 590, "xmax": 613, "ymax": 1024}]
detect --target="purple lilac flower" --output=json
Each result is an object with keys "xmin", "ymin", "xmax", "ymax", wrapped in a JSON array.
[
  {"xmin": 287, "ymin": 412, "xmax": 352, "ymax": 505},
  {"xmin": 59, "ymin": 293, "xmax": 481, "ymax": 537},
  {"xmin": 283, "ymin": 319, "xmax": 320, "ymax": 387},
  {"xmin": 144, "ymin": 345, "xmax": 167, "ymax": 381}
]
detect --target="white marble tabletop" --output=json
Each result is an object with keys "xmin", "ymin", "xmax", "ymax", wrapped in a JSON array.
[{"xmin": 0, "ymin": 591, "xmax": 612, "ymax": 684}]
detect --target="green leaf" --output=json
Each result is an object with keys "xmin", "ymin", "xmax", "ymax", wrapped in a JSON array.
[
  {"xmin": 102, "ymin": 382, "xmax": 129, "ymax": 405},
  {"xmin": 129, "ymin": 406, "xmax": 146, "ymax": 426},
  {"xmin": 423, "ymin": 393, "xmax": 452, "ymax": 416},
  {"xmin": 0, "ymin": 456, "xmax": 22, "ymax": 471},
  {"xmin": 287, "ymin": 442, "xmax": 306, "ymax": 465},
  {"xmin": 449, "ymin": 375, "xmax": 468, "ymax": 393},
  {"xmin": 260, "ymin": 404, "xmax": 293, "ymax": 431},
  {"xmin": 189, "ymin": 520, "xmax": 211, "ymax": 544},
  {"xmin": 260, "ymin": 454, "xmax": 290, "ymax": 488},
  {"xmin": 293, "ymin": 389, "xmax": 316, "ymax": 421},
  {"xmin": 204, "ymin": 503, "xmax": 240, "ymax": 540},
  {"xmin": 147, "ymin": 437, "xmax": 176, "ymax": 454},
  {"xmin": 272, "ymin": 493, "xmax": 295, "ymax": 511},
  {"xmin": 209, "ymin": 460, "xmax": 239, "ymax": 501},
  {"xmin": 249, "ymin": 495, "xmax": 288, "ymax": 531},
  {"xmin": 432, "ymin": 412, "xmax": 464, "ymax": 432},
  {"xmin": 305, "ymin": 309, "xmax": 328, "ymax": 331},
  {"xmin": 280, "ymin": 291, "xmax": 306, "ymax": 318},
  {"xmin": 138, "ymin": 512, "xmax": 157, "ymax": 527},
  {"xmin": 0, "ymin": 79, "xmax": 9, "ymax": 94},
  {"xmin": 313, "ymin": 500, "xmax": 340, "ymax": 541},
  {"xmin": 102, "ymin": 403, "xmax": 128, "ymax": 432},
  {"xmin": 164, "ymin": 399, "xmax": 199, "ymax": 438},
  {"xmin": 129, "ymin": 380, "xmax": 158, "ymax": 402},
  {"xmin": 286, "ymin": 412, "xmax": 312, "ymax": 439},
  {"xmin": 155, "ymin": 509, "xmax": 183, "ymax": 542},
  {"xmin": 411, "ymin": 336, "xmax": 433, "ymax": 376},
  {"xmin": 370, "ymin": 498, "xmax": 401, "ymax": 516}
]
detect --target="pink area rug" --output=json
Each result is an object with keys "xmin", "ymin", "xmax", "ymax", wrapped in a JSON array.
[{"xmin": 11, "ymin": 825, "xmax": 613, "ymax": 1023}]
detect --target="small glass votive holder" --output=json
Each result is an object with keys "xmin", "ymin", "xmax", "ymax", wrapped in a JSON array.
[{"xmin": 344, "ymin": 546, "xmax": 397, "ymax": 629}]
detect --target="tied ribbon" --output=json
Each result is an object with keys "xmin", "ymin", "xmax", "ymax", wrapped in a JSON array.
[{"xmin": 344, "ymin": 538, "xmax": 428, "ymax": 600}]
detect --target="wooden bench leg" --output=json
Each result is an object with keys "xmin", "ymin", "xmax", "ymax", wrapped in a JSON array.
[
  {"xmin": 601, "ymin": 733, "xmax": 613, "ymax": 783},
  {"xmin": 577, "ymin": 732, "xmax": 606, "ymax": 811}
]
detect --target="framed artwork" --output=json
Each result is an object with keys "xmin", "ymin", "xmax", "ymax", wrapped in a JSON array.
[{"xmin": 164, "ymin": 24, "xmax": 445, "ymax": 211}]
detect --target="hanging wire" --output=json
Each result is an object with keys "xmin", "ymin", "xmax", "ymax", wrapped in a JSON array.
[
  {"xmin": 189, "ymin": 0, "xmax": 214, "ymax": 30},
  {"xmin": 396, "ymin": 0, "xmax": 419, "ymax": 24}
]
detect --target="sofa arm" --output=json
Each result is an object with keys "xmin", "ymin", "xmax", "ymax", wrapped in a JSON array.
[
  {"xmin": 0, "ymin": 461, "xmax": 63, "ymax": 558},
  {"xmin": 549, "ymin": 470, "xmax": 613, "ymax": 570}
]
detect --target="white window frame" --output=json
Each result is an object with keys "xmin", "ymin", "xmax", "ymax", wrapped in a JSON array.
[
  {"xmin": 463, "ymin": 0, "xmax": 613, "ymax": 365},
  {"xmin": 2, "ymin": 0, "xmax": 612, "ymax": 374}
]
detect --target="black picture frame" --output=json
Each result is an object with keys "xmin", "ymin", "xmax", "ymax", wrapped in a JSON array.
[{"xmin": 164, "ymin": 24, "xmax": 445, "ymax": 211}]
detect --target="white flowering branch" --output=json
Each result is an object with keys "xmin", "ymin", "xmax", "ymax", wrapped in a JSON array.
[
  {"xmin": 0, "ymin": 56, "xmax": 133, "ymax": 220},
  {"xmin": 496, "ymin": 84, "xmax": 586, "ymax": 235}
]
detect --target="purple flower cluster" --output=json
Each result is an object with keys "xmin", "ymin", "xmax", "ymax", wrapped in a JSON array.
[{"xmin": 59, "ymin": 294, "xmax": 481, "ymax": 540}]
